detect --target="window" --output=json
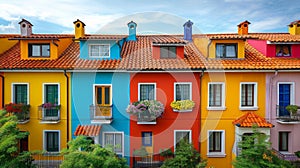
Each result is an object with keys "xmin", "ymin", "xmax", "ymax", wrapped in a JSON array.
[
  {"xmin": 28, "ymin": 43, "xmax": 50, "ymax": 57},
  {"xmin": 276, "ymin": 44, "xmax": 291, "ymax": 57},
  {"xmin": 208, "ymin": 83, "xmax": 225, "ymax": 109},
  {"xmin": 208, "ymin": 130, "xmax": 225, "ymax": 157},
  {"xmin": 19, "ymin": 134, "xmax": 28, "ymax": 153},
  {"xmin": 174, "ymin": 83, "xmax": 191, "ymax": 101},
  {"xmin": 174, "ymin": 130, "xmax": 191, "ymax": 150},
  {"xmin": 240, "ymin": 82, "xmax": 257, "ymax": 110},
  {"xmin": 138, "ymin": 83, "xmax": 156, "ymax": 101},
  {"xmin": 142, "ymin": 132, "xmax": 152, "ymax": 146},
  {"xmin": 89, "ymin": 44, "xmax": 110, "ymax": 58},
  {"xmin": 277, "ymin": 83, "xmax": 295, "ymax": 117},
  {"xmin": 279, "ymin": 132, "xmax": 289, "ymax": 151},
  {"xmin": 216, "ymin": 43, "xmax": 237, "ymax": 58},
  {"xmin": 103, "ymin": 132, "xmax": 123, "ymax": 156},
  {"xmin": 95, "ymin": 85, "xmax": 111, "ymax": 106},
  {"xmin": 160, "ymin": 46, "xmax": 176, "ymax": 58},
  {"xmin": 44, "ymin": 84, "xmax": 60, "ymax": 117},
  {"xmin": 44, "ymin": 131, "xmax": 59, "ymax": 152},
  {"xmin": 12, "ymin": 84, "xmax": 28, "ymax": 104}
]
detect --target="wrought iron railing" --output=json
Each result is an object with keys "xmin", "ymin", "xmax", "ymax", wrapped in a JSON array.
[
  {"xmin": 272, "ymin": 148, "xmax": 299, "ymax": 161},
  {"xmin": 90, "ymin": 105, "xmax": 112, "ymax": 121},
  {"xmin": 38, "ymin": 105, "xmax": 61, "ymax": 122},
  {"xmin": 276, "ymin": 105, "xmax": 300, "ymax": 122}
]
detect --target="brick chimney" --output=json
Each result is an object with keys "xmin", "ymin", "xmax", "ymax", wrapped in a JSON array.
[
  {"xmin": 237, "ymin": 20, "xmax": 250, "ymax": 35},
  {"xmin": 288, "ymin": 20, "xmax": 300, "ymax": 35},
  {"xmin": 18, "ymin": 19, "xmax": 33, "ymax": 36},
  {"xmin": 183, "ymin": 20, "xmax": 193, "ymax": 41},
  {"xmin": 73, "ymin": 19, "xmax": 86, "ymax": 41}
]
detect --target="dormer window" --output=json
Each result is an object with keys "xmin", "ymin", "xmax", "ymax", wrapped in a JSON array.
[
  {"xmin": 160, "ymin": 46, "xmax": 176, "ymax": 59},
  {"xmin": 28, "ymin": 43, "xmax": 50, "ymax": 57},
  {"xmin": 276, "ymin": 44, "xmax": 291, "ymax": 57},
  {"xmin": 89, "ymin": 44, "xmax": 110, "ymax": 58},
  {"xmin": 216, "ymin": 43, "xmax": 237, "ymax": 58}
]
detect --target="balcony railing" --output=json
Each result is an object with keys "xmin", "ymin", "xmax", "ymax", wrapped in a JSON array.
[
  {"xmin": 4, "ymin": 103, "xmax": 30, "ymax": 124},
  {"xmin": 90, "ymin": 105, "xmax": 112, "ymax": 124},
  {"xmin": 272, "ymin": 149, "xmax": 299, "ymax": 161},
  {"xmin": 133, "ymin": 153, "xmax": 168, "ymax": 168},
  {"xmin": 38, "ymin": 105, "xmax": 61, "ymax": 123},
  {"xmin": 137, "ymin": 113, "xmax": 157, "ymax": 124},
  {"xmin": 276, "ymin": 105, "xmax": 300, "ymax": 124}
]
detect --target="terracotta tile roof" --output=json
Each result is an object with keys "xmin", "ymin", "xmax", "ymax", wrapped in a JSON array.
[
  {"xmin": 0, "ymin": 34, "xmax": 20, "ymax": 38},
  {"xmin": 233, "ymin": 112, "xmax": 273, "ymax": 128},
  {"xmin": 9, "ymin": 34, "xmax": 74, "ymax": 40},
  {"xmin": 151, "ymin": 35, "xmax": 186, "ymax": 44},
  {"xmin": 119, "ymin": 35, "xmax": 205, "ymax": 70},
  {"xmin": 249, "ymin": 33, "xmax": 300, "ymax": 42},
  {"xmin": 79, "ymin": 34, "xmax": 127, "ymax": 40},
  {"xmin": 195, "ymin": 34, "xmax": 254, "ymax": 40},
  {"xmin": 74, "ymin": 125, "xmax": 101, "ymax": 136}
]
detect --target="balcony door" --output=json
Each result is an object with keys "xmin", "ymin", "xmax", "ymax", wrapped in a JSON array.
[{"xmin": 278, "ymin": 83, "xmax": 294, "ymax": 117}]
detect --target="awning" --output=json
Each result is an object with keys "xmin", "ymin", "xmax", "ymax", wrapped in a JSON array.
[
  {"xmin": 233, "ymin": 112, "xmax": 273, "ymax": 128},
  {"xmin": 74, "ymin": 125, "xmax": 101, "ymax": 136}
]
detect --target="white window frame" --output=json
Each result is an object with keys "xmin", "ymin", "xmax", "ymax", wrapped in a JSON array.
[
  {"xmin": 174, "ymin": 130, "xmax": 192, "ymax": 151},
  {"xmin": 239, "ymin": 82, "xmax": 258, "ymax": 110},
  {"xmin": 276, "ymin": 82, "xmax": 295, "ymax": 105},
  {"xmin": 93, "ymin": 84, "xmax": 113, "ymax": 106},
  {"xmin": 138, "ymin": 83, "xmax": 156, "ymax": 101},
  {"xmin": 174, "ymin": 82, "xmax": 192, "ymax": 101},
  {"xmin": 207, "ymin": 130, "xmax": 226, "ymax": 157},
  {"xmin": 11, "ymin": 83, "xmax": 30, "ymax": 104},
  {"xmin": 207, "ymin": 82, "xmax": 226, "ymax": 110},
  {"xmin": 102, "ymin": 131, "xmax": 124, "ymax": 156},
  {"xmin": 88, "ymin": 44, "xmax": 110, "ymax": 58},
  {"xmin": 43, "ymin": 130, "xmax": 60, "ymax": 153},
  {"xmin": 42, "ymin": 83, "xmax": 60, "ymax": 105}
]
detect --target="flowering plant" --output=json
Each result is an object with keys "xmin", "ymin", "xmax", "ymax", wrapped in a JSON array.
[
  {"xmin": 170, "ymin": 100, "xmax": 195, "ymax": 110},
  {"xmin": 4, "ymin": 103, "xmax": 30, "ymax": 113},
  {"xmin": 126, "ymin": 100, "xmax": 164, "ymax": 118},
  {"xmin": 41, "ymin": 102, "xmax": 61, "ymax": 110}
]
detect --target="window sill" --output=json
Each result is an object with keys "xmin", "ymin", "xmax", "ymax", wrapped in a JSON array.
[
  {"xmin": 207, "ymin": 153, "xmax": 226, "ymax": 158},
  {"xmin": 239, "ymin": 106, "xmax": 258, "ymax": 111},
  {"xmin": 43, "ymin": 152, "xmax": 60, "ymax": 156},
  {"xmin": 207, "ymin": 107, "xmax": 226, "ymax": 111}
]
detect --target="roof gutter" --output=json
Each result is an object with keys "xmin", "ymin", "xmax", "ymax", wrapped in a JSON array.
[
  {"xmin": 0, "ymin": 74, "xmax": 4, "ymax": 108},
  {"xmin": 64, "ymin": 70, "xmax": 70, "ymax": 144}
]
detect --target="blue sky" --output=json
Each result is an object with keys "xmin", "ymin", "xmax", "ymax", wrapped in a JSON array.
[{"xmin": 0, "ymin": 0, "xmax": 300, "ymax": 35}]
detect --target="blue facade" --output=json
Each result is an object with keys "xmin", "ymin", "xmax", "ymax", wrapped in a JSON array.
[
  {"xmin": 79, "ymin": 40, "xmax": 124, "ymax": 60},
  {"xmin": 71, "ymin": 72, "xmax": 130, "ymax": 162}
]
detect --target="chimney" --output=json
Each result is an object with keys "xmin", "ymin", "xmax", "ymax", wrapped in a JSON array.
[
  {"xmin": 127, "ymin": 21, "xmax": 137, "ymax": 41},
  {"xmin": 73, "ymin": 19, "xmax": 86, "ymax": 41},
  {"xmin": 237, "ymin": 20, "xmax": 251, "ymax": 35},
  {"xmin": 288, "ymin": 20, "xmax": 300, "ymax": 35},
  {"xmin": 18, "ymin": 19, "xmax": 33, "ymax": 36},
  {"xmin": 183, "ymin": 20, "xmax": 193, "ymax": 41}
]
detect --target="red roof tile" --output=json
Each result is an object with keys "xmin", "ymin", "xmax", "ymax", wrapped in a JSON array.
[
  {"xmin": 249, "ymin": 33, "xmax": 300, "ymax": 42},
  {"xmin": 74, "ymin": 125, "xmax": 101, "ymax": 136},
  {"xmin": 9, "ymin": 34, "xmax": 74, "ymax": 40},
  {"xmin": 233, "ymin": 112, "xmax": 273, "ymax": 128},
  {"xmin": 79, "ymin": 34, "xmax": 126, "ymax": 40}
]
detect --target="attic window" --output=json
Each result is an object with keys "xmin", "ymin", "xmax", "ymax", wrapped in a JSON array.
[
  {"xmin": 89, "ymin": 44, "xmax": 110, "ymax": 58},
  {"xmin": 216, "ymin": 43, "xmax": 237, "ymax": 58},
  {"xmin": 28, "ymin": 43, "xmax": 50, "ymax": 57},
  {"xmin": 276, "ymin": 44, "xmax": 291, "ymax": 57},
  {"xmin": 22, "ymin": 24, "xmax": 26, "ymax": 28},
  {"xmin": 160, "ymin": 46, "xmax": 176, "ymax": 59},
  {"xmin": 76, "ymin": 23, "xmax": 81, "ymax": 28}
]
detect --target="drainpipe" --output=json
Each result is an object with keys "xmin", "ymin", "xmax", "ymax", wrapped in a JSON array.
[
  {"xmin": 0, "ymin": 74, "xmax": 4, "ymax": 108},
  {"xmin": 64, "ymin": 70, "xmax": 70, "ymax": 143},
  {"xmin": 206, "ymin": 39, "xmax": 212, "ymax": 60},
  {"xmin": 269, "ymin": 70, "xmax": 278, "ymax": 122},
  {"xmin": 198, "ymin": 70, "xmax": 204, "ymax": 152}
]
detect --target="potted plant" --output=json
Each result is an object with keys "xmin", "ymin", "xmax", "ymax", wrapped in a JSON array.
[
  {"xmin": 4, "ymin": 103, "xmax": 30, "ymax": 121},
  {"xmin": 285, "ymin": 105, "xmax": 298, "ymax": 117},
  {"xmin": 170, "ymin": 100, "xmax": 195, "ymax": 112},
  {"xmin": 159, "ymin": 148, "xmax": 174, "ymax": 158},
  {"xmin": 133, "ymin": 146, "xmax": 148, "ymax": 157},
  {"xmin": 126, "ymin": 100, "xmax": 164, "ymax": 122},
  {"xmin": 40, "ymin": 102, "xmax": 61, "ymax": 110}
]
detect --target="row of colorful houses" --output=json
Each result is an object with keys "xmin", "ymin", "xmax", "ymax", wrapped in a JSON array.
[{"xmin": 1, "ymin": 18, "xmax": 300, "ymax": 167}]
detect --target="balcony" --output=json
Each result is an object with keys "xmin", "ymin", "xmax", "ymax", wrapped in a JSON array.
[
  {"xmin": 133, "ymin": 153, "xmax": 168, "ymax": 168},
  {"xmin": 38, "ymin": 104, "xmax": 61, "ymax": 124},
  {"xmin": 4, "ymin": 103, "xmax": 30, "ymax": 124},
  {"xmin": 90, "ymin": 105, "xmax": 112, "ymax": 124},
  {"xmin": 276, "ymin": 105, "xmax": 300, "ymax": 124},
  {"xmin": 272, "ymin": 149, "xmax": 299, "ymax": 161},
  {"xmin": 137, "ymin": 113, "xmax": 157, "ymax": 125}
]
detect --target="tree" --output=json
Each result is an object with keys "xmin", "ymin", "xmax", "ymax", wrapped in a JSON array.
[
  {"xmin": 0, "ymin": 110, "xmax": 34, "ymax": 168},
  {"xmin": 60, "ymin": 135, "xmax": 128, "ymax": 168},
  {"xmin": 161, "ymin": 140, "xmax": 207, "ymax": 168},
  {"xmin": 233, "ymin": 127, "xmax": 293, "ymax": 168}
]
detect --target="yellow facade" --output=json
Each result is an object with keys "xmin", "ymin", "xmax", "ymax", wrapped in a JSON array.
[
  {"xmin": 4, "ymin": 72, "xmax": 70, "ymax": 160},
  {"xmin": 20, "ymin": 38, "xmax": 72, "ymax": 60},
  {"xmin": 200, "ymin": 72, "xmax": 266, "ymax": 168},
  {"xmin": 0, "ymin": 38, "xmax": 18, "ymax": 54}
]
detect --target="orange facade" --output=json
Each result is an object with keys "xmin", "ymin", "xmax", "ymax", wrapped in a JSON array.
[{"xmin": 129, "ymin": 72, "xmax": 201, "ymax": 166}]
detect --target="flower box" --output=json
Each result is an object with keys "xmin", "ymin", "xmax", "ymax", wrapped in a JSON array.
[
  {"xmin": 4, "ymin": 103, "xmax": 30, "ymax": 123},
  {"xmin": 170, "ymin": 100, "xmax": 195, "ymax": 112}
]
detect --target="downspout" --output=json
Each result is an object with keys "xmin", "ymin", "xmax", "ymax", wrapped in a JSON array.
[
  {"xmin": 269, "ymin": 70, "xmax": 278, "ymax": 122},
  {"xmin": 64, "ymin": 70, "xmax": 70, "ymax": 143},
  {"xmin": 206, "ymin": 39, "xmax": 212, "ymax": 60},
  {"xmin": 199, "ymin": 70, "xmax": 204, "ymax": 152},
  {"xmin": 0, "ymin": 74, "xmax": 4, "ymax": 108}
]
